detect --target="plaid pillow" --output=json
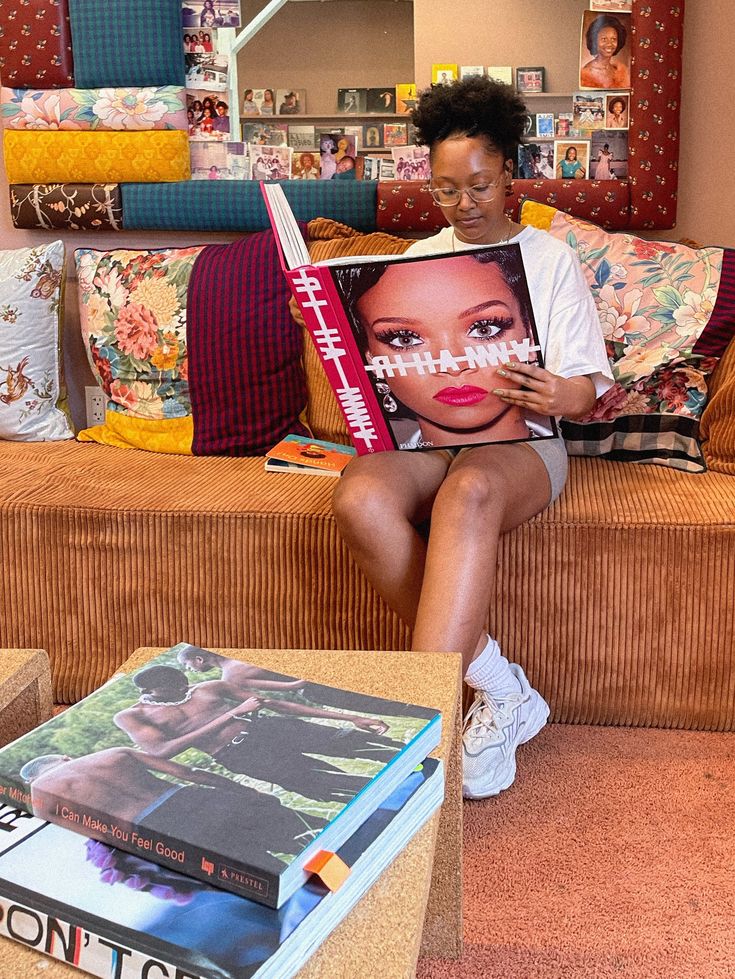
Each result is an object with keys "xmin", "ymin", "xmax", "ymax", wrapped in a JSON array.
[
  {"xmin": 520, "ymin": 201, "xmax": 735, "ymax": 471},
  {"xmin": 187, "ymin": 230, "xmax": 309, "ymax": 455}
]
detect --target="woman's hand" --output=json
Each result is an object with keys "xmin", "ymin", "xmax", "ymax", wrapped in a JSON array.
[
  {"xmin": 494, "ymin": 362, "xmax": 596, "ymax": 419},
  {"xmin": 288, "ymin": 295, "xmax": 306, "ymax": 329}
]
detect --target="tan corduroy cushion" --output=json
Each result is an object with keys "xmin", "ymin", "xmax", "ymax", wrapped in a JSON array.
[
  {"xmin": 2, "ymin": 439, "xmax": 734, "ymax": 731},
  {"xmin": 700, "ymin": 336, "xmax": 735, "ymax": 475},
  {"xmin": 301, "ymin": 217, "xmax": 416, "ymax": 443}
]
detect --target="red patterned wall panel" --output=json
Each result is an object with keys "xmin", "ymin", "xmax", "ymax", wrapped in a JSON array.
[
  {"xmin": 0, "ymin": 0, "xmax": 74, "ymax": 88},
  {"xmin": 627, "ymin": 0, "xmax": 684, "ymax": 229}
]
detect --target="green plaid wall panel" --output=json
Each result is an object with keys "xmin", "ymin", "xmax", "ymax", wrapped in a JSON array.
[
  {"xmin": 68, "ymin": 0, "xmax": 185, "ymax": 87},
  {"xmin": 120, "ymin": 181, "xmax": 379, "ymax": 232}
]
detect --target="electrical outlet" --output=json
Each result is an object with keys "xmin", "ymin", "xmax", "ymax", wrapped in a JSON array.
[{"xmin": 85, "ymin": 386, "xmax": 106, "ymax": 427}]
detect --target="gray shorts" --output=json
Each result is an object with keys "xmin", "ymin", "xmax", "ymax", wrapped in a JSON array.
[
  {"xmin": 523, "ymin": 436, "xmax": 568, "ymax": 504},
  {"xmin": 439, "ymin": 435, "xmax": 568, "ymax": 505}
]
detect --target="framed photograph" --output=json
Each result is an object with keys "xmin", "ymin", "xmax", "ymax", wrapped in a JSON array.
[
  {"xmin": 249, "ymin": 143, "xmax": 292, "ymax": 181},
  {"xmin": 554, "ymin": 140, "xmax": 590, "ymax": 180},
  {"xmin": 395, "ymin": 83, "xmax": 417, "ymax": 115},
  {"xmin": 182, "ymin": 0, "xmax": 242, "ymax": 29},
  {"xmin": 383, "ymin": 122, "xmax": 408, "ymax": 147},
  {"xmin": 378, "ymin": 157, "xmax": 396, "ymax": 180},
  {"xmin": 337, "ymin": 88, "xmax": 367, "ymax": 114},
  {"xmin": 190, "ymin": 141, "xmax": 250, "ymax": 180},
  {"xmin": 516, "ymin": 67, "xmax": 545, "ymax": 94},
  {"xmin": 431, "ymin": 64, "xmax": 458, "ymax": 86},
  {"xmin": 517, "ymin": 140, "xmax": 555, "ymax": 180},
  {"xmin": 605, "ymin": 93, "xmax": 630, "ymax": 130},
  {"xmin": 241, "ymin": 88, "xmax": 276, "ymax": 116},
  {"xmin": 579, "ymin": 10, "xmax": 632, "ymax": 90},
  {"xmin": 276, "ymin": 89, "xmax": 305, "ymax": 116},
  {"xmin": 241, "ymin": 122, "xmax": 288, "ymax": 146},
  {"xmin": 366, "ymin": 88, "xmax": 396, "ymax": 113},
  {"xmin": 187, "ymin": 90, "xmax": 231, "ymax": 139},
  {"xmin": 535, "ymin": 113, "xmax": 555, "ymax": 139},
  {"xmin": 572, "ymin": 92, "xmax": 606, "ymax": 131},
  {"xmin": 590, "ymin": 0, "xmax": 632, "ymax": 11},
  {"xmin": 460, "ymin": 66, "xmax": 485, "ymax": 79},
  {"xmin": 487, "ymin": 66, "xmax": 513, "ymax": 86},
  {"xmin": 391, "ymin": 145, "xmax": 431, "ymax": 182},
  {"xmin": 552, "ymin": 113, "xmax": 571, "ymax": 138},
  {"xmin": 183, "ymin": 29, "xmax": 216, "ymax": 54},
  {"xmin": 287, "ymin": 125, "xmax": 316, "ymax": 151},
  {"xmin": 590, "ymin": 130, "xmax": 628, "ymax": 180},
  {"xmin": 291, "ymin": 150, "xmax": 320, "ymax": 180},
  {"xmin": 363, "ymin": 123, "xmax": 383, "ymax": 149}
]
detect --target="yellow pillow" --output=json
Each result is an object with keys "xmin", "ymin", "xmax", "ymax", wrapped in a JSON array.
[{"xmin": 3, "ymin": 130, "xmax": 191, "ymax": 184}]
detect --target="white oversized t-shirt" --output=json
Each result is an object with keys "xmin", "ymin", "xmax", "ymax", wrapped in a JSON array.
[{"xmin": 404, "ymin": 224, "xmax": 614, "ymax": 401}]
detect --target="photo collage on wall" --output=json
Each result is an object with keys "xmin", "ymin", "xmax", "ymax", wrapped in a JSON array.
[
  {"xmin": 509, "ymin": 0, "xmax": 632, "ymax": 181},
  {"xmin": 183, "ymin": 0, "xmax": 239, "ymax": 144}
]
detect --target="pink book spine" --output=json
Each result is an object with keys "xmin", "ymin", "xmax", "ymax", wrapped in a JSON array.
[{"xmin": 286, "ymin": 265, "xmax": 394, "ymax": 454}]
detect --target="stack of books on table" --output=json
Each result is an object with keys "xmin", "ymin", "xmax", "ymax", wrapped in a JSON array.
[{"xmin": 0, "ymin": 643, "xmax": 443, "ymax": 978}]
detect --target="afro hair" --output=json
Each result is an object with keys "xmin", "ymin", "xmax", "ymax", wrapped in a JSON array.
[{"xmin": 411, "ymin": 76, "xmax": 529, "ymax": 162}]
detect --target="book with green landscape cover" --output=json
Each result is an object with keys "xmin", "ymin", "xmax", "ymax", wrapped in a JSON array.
[
  {"xmin": 0, "ymin": 643, "xmax": 440, "ymax": 909},
  {"xmin": 0, "ymin": 758, "xmax": 443, "ymax": 978}
]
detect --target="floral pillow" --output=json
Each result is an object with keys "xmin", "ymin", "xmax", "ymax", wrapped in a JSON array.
[
  {"xmin": 75, "ymin": 245, "xmax": 204, "ymax": 453},
  {"xmin": 520, "ymin": 201, "xmax": 735, "ymax": 471},
  {"xmin": 0, "ymin": 240, "xmax": 73, "ymax": 442}
]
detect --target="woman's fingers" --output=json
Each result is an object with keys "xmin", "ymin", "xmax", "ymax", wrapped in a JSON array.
[{"xmin": 496, "ymin": 361, "xmax": 547, "ymax": 390}]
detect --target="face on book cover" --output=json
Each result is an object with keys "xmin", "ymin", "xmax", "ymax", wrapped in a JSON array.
[{"xmin": 357, "ymin": 257, "xmax": 532, "ymax": 444}]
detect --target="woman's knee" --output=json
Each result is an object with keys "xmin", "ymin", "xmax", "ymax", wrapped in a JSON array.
[
  {"xmin": 332, "ymin": 470, "xmax": 385, "ymax": 534},
  {"xmin": 435, "ymin": 464, "xmax": 507, "ymax": 518}
]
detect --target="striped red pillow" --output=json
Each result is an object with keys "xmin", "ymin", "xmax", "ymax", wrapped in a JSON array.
[{"xmin": 187, "ymin": 231, "xmax": 309, "ymax": 456}]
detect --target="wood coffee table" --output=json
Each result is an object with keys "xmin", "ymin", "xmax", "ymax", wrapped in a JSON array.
[{"xmin": 0, "ymin": 647, "xmax": 463, "ymax": 977}]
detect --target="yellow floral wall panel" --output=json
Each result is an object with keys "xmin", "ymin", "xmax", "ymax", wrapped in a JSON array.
[{"xmin": 3, "ymin": 130, "xmax": 191, "ymax": 184}]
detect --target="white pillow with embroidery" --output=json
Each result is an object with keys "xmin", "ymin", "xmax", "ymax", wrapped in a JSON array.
[{"xmin": 0, "ymin": 239, "xmax": 73, "ymax": 441}]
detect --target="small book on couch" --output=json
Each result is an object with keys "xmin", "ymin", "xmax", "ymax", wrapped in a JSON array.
[
  {"xmin": 0, "ymin": 643, "xmax": 440, "ymax": 910},
  {"xmin": 0, "ymin": 758, "xmax": 443, "ymax": 979},
  {"xmin": 265, "ymin": 434, "xmax": 356, "ymax": 476},
  {"xmin": 262, "ymin": 182, "xmax": 557, "ymax": 454}
]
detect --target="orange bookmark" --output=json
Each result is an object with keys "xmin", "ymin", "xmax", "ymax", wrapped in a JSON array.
[{"xmin": 304, "ymin": 851, "xmax": 351, "ymax": 892}]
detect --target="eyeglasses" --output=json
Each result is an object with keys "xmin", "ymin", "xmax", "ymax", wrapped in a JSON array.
[{"xmin": 428, "ymin": 171, "xmax": 506, "ymax": 207}]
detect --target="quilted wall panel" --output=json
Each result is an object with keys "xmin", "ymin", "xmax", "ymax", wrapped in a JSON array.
[
  {"xmin": 627, "ymin": 1, "xmax": 684, "ymax": 228},
  {"xmin": 3, "ymin": 130, "xmax": 191, "ymax": 184},
  {"xmin": 121, "ymin": 180, "xmax": 379, "ymax": 232},
  {"xmin": 68, "ymin": 0, "xmax": 185, "ymax": 88},
  {"xmin": 1, "ymin": 86, "xmax": 188, "ymax": 131},
  {"xmin": 0, "ymin": 0, "xmax": 74, "ymax": 88},
  {"xmin": 10, "ymin": 183, "xmax": 122, "ymax": 230}
]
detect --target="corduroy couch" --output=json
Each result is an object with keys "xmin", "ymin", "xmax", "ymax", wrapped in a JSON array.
[{"xmin": 1, "ymin": 319, "xmax": 734, "ymax": 728}]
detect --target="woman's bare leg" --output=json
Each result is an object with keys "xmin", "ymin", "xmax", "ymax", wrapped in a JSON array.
[
  {"xmin": 334, "ymin": 443, "xmax": 552, "ymax": 671},
  {"xmin": 332, "ymin": 449, "xmax": 451, "ymax": 627},
  {"xmin": 411, "ymin": 442, "xmax": 553, "ymax": 672}
]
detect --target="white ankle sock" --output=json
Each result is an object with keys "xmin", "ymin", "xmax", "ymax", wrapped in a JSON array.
[{"xmin": 464, "ymin": 636, "xmax": 521, "ymax": 698}]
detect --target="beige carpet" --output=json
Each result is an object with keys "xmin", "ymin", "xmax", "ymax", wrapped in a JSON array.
[{"xmin": 418, "ymin": 725, "xmax": 735, "ymax": 979}]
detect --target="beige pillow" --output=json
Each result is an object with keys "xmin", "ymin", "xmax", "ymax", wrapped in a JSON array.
[{"xmin": 0, "ymin": 239, "xmax": 73, "ymax": 441}]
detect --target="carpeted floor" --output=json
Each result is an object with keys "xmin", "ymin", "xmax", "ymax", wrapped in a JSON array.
[{"xmin": 417, "ymin": 724, "xmax": 735, "ymax": 979}]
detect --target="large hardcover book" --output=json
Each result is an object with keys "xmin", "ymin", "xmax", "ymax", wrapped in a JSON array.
[
  {"xmin": 0, "ymin": 758, "xmax": 443, "ymax": 979},
  {"xmin": 0, "ymin": 644, "xmax": 440, "ymax": 909},
  {"xmin": 262, "ymin": 182, "xmax": 558, "ymax": 454}
]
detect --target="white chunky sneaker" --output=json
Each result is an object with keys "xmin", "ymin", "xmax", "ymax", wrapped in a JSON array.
[{"xmin": 462, "ymin": 663, "xmax": 549, "ymax": 799}]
